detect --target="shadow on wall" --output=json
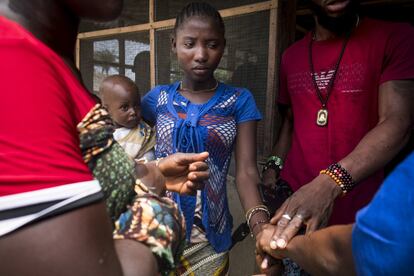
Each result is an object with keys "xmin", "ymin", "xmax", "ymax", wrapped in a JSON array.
[{"xmin": 133, "ymin": 51, "xmax": 151, "ymax": 95}]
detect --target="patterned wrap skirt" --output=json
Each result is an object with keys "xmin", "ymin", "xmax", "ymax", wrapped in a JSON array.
[{"xmin": 175, "ymin": 242, "xmax": 229, "ymax": 276}]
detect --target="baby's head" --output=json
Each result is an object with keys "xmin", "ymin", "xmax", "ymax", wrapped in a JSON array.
[{"xmin": 99, "ymin": 75, "xmax": 141, "ymax": 129}]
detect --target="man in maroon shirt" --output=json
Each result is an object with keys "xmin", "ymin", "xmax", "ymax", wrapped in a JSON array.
[{"xmin": 260, "ymin": 0, "xmax": 414, "ymax": 270}]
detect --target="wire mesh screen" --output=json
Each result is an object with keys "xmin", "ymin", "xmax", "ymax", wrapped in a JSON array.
[
  {"xmin": 79, "ymin": 32, "xmax": 150, "ymax": 95},
  {"xmin": 79, "ymin": 0, "xmax": 149, "ymax": 33},
  {"xmin": 155, "ymin": 11, "xmax": 270, "ymax": 156},
  {"xmin": 155, "ymin": 0, "xmax": 263, "ymax": 21}
]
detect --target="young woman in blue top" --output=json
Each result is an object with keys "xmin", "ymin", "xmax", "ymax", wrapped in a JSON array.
[{"xmin": 142, "ymin": 2, "xmax": 270, "ymax": 274}]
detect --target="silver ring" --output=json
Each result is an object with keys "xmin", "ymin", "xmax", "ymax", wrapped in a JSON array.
[
  {"xmin": 294, "ymin": 214, "xmax": 304, "ymax": 220},
  {"xmin": 282, "ymin": 214, "xmax": 292, "ymax": 221}
]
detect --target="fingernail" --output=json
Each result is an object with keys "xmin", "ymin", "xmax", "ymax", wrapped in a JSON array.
[
  {"xmin": 276, "ymin": 239, "xmax": 286, "ymax": 248},
  {"xmin": 270, "ymin": 240, "xmax": 278, "ymax": 249},
  {"xmin": 261, "ymin": 258, "xmax": 268, "ymax": 269}
]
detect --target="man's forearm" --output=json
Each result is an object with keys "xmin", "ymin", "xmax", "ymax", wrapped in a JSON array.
[
  {"xmin": 286, "ymin": 224, "xmax": 355, "ymax": 276},
  {"xmin": 339, "ymin": 116, "xmax": 411, "ymax": 183},
  {"xmin": 339, "ymin": 80, "xmax": 414, "ymax": 184}
]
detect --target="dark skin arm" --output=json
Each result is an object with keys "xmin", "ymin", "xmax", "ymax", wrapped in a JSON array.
[
  {"xmin": 339, "ymin": 80, "xmax": 414, "ymax": 181},
  {"xmin": 235, "ymin": 121, "xmax": 283, "ymax": 273},
  {"xmin": 115, "ymin": 240, "xmax": 159, "ymax": 276},
  {"xmin": 262, "ymin": 105, "xmax": 293, "ymax": 186},
  {"xmin": 269, "ymin": 80, "xmax": 414, "ymax": 251},
  {"xmin": 235, "ymin": 121, "xmax": 269, "ymax": 236},
  {"xmin": 256, "ymin": 223, "xmax": 355, "ymax": 276}
]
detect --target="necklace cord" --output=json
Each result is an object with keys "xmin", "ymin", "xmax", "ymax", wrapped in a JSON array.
[
  {"xmin": 309, "ymin": 35, "xmax": 349, "ymax": 107},
  {"xmin": 309, "ymin": 15, "xmax": 359, "ymax": 107}
]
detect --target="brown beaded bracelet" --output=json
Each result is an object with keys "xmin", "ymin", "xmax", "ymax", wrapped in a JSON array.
[
  {"xmin": 320, "ymin": 163, "xmax": 356, "ymax": 194},
  {"xmin": 320, "ymin": 169, "xmax": 343, "ymax": 192}
]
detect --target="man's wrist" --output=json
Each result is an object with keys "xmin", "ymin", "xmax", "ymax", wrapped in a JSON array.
[
  {"xmin": 318, "ymin": 173, "xmax": 344, "ymax": 198},
  {"xmin": 263, "ymin": 155, "xmax": 284, "ymax": 173},
  {"xmin": 320, "ymin": 163, "xmax": 356, "ymax": 195}
]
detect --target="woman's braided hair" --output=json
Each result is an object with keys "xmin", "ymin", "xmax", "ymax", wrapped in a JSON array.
[{"xmin": 173, "ymin": 2, "xmax": 225, "ymax": 36}]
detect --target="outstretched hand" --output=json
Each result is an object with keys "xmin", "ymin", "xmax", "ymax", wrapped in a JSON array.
[
  {"xmin": 268, "ymin": 174, "xmax": 342, "ymax": 250},
  {"xmin": 158, "ymin": 152, "xmax": 210, "ymax": 195}
]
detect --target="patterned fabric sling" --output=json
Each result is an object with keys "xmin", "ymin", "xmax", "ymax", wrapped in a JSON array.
[
  {"xmin": 78, "ymin": 104, "xmax": 186, "ymax": 274},
  {"xmin": 114, "ymin": 182, "xmax": 186, "ymax": 275},
  {"xmin": 78, "ymin": 104, "xmax": 136, "ymax": 222}
]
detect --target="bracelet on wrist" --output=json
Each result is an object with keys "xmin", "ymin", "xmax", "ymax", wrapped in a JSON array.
[
  {"xmin": 245, "ymin": 205, "xmax": 270, "ymax": 227},
  {"xmin": 320, "ymin": 163, "xmax": 356, "ymax": 194},
  {"xmin": 245, "ymin": 204, "xmax": 267, "ymax": 219},
  {"xmin": 262, "ymin": 155, "xmax": 284, "ymax": 173}
]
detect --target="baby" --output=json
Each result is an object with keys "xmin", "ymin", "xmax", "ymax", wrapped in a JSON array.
[{"xmin": 100, "ymin": 75, "xmax": 155, "ymax": 161}]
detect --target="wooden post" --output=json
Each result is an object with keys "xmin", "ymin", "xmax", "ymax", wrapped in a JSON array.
[
  {"xmin": 75, "ymin": 38, "xmax": 80, "ymax": 69},
  {"xmin": 77, "ymin": 1, "xmax": 271, "ymax": 40},
  {"xmin": 78, "ymin": 39, "xmax": 94, "ymax": 92},
  {"xmin": 119, "ymin": 38, "xmax": 125, "ymax": 75},
  {"xmin": 149, "ymin": 0, "xmax": 156, "ymax": 88},
  {"xmin": 263, "ymin": 0, "xmax": 297, "ymax": 159},
  {"xmin": 263, "ymin": 0, "xmax": 279, "ymax": 159}
]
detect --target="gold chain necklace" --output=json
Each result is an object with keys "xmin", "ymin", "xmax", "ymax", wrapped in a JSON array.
[{"xmin": 179, "ymin": 80, "xmax": 219, "ymax": 94}]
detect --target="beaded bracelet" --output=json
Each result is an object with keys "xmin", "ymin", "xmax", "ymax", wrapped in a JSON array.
[
  {"xmin": 262, "ymin": 155, "xmax": 283, "ymax": 173},
  {"xmin": 245, "ymin": 205, "xmax": 269, "ymax": 221},
  {"xmin": 320, "ymin": 163, "xmax": 356, "ymax": 194},
  {"xmin": 320, "ymin": 169, "xmax": 343, "ymax": 192},
  {"xmin": 245, "ymin": 204, "xmax": 267, "ymax": 220},
  {"xmin": 247, "ymin": 207, "xmax": 270, "ymax": 225},
  {"xmin": 246, "ymin": 205, "xmax": 270, "ymax": 227}
]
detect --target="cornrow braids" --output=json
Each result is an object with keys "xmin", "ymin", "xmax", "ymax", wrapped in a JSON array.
[{"xmin": 174, "ymin": 2, "xmax": 225, "ymax": 36}]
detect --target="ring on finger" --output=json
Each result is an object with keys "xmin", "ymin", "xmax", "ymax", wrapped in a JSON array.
[
  {"xmin": 294, "ymin": 214, "xmax": 305, "ymax": 221},
  {"xmin": 282, "ymin": 213, "xmax": 292, "ymax": 221}
]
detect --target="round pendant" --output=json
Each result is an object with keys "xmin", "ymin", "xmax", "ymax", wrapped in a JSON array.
[{"xmin": 316, "ymin": 108, "xmax": 328, "ymax": 126}]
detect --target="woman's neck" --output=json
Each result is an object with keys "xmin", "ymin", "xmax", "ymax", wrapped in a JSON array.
[
  {"xmin": 180, "ymin": 77, "xmax": 217, "ymax": 92},
  {"xmin": 0, "ymin": 0, "xmax": 79, "ymax": 66}
]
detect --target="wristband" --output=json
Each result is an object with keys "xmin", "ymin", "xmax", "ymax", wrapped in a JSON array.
[
  {"xmin": 245, "ymin": 205, "xmax": 270, "ymax": 227},
  {"xmin": 263, "ymin": 155, "xmax": 283, "ymax": 173},
  {"xmin": 320, "ymin": 163, "xmax": 356, "ymax": 194}
]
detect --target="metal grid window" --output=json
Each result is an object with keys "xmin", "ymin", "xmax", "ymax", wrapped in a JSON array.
[{"xmin": 77, "ymin": 1, "xmax": 285, "ymax": 160}]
